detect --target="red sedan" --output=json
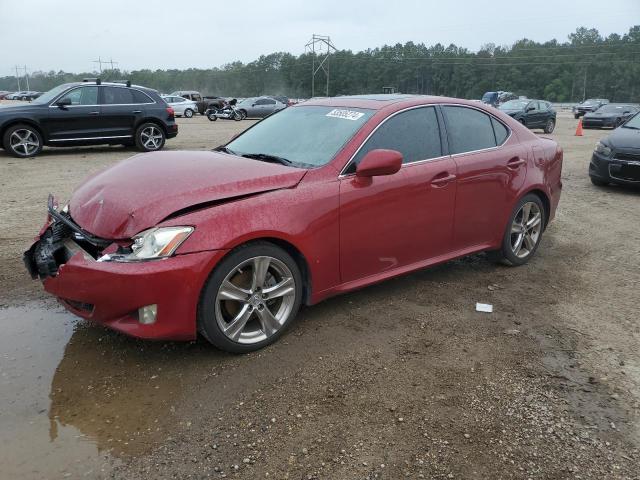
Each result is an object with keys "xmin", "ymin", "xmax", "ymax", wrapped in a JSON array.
[{"xmin": 24, "ymin": 95, "xmax": 563, "ymax": 352}]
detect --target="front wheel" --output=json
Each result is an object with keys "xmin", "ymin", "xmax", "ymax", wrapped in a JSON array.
[
  {"xmin": 198, "ymin": 242, "xmax": 303, "ymax": 353},
  {"xmin": 233, "ymin": 110, "xmax": 243, "ymax": 121},
  {"xmin": 2, "ymin": 124, "xmax": 43, "ymax": 158},
  {"xmin": 207, "ymin": 112, "xmax": 217, "ymax": 121},
  {"xmin": 488, "ymin": 194, "xmax": 546, "ymax": 266},
  {"xmin": 184, "ymin": 108, "xmax": 194, "ymax": 118},
  {"xmin": 543, "ymin": 118, "xmax": 555, "ymax": 134},
  {"xmin": 574, "ymin": 113, "xmax": 580, "ymax": 119},
  {"xmin": 135, "ymin": 123, "xmax": 165, "ymax": 152}
]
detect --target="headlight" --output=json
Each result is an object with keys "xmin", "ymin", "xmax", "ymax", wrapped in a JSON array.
[
  {"xmin": 98, "ymin": 226, "xmax": 193, "ymax": 262},
  {"xmin": 594, "ymin": 141, "xmax": 612, "ymax": 157}
]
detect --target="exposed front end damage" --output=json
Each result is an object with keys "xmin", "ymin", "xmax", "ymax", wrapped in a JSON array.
[{"xmin": 24, "ymin": 195, "xmax": 226, "ymax": 340}]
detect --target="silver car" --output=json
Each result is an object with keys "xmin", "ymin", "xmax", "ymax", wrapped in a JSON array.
[
  {"xmin": 235, "ymin": 96, "xmax": 287, "ymax": 118},
  {"xmin": 161, "ymin": 95, "xmax": 198, "ymax": 118}
]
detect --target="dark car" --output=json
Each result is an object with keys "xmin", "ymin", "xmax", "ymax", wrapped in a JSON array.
[
  {"xmin": 499, "ymin": 99, "xmax": 556, "ymax": 133},
  {"xmin": 589, "ymin": 112, "xmax": 640, "ymax": 187},
  {"xmin": 481, "ymin": 91, "xmax": 517, "ymax": 108},
  {"xmin": 0, "ymin": 79, "xmax": 177, "ymax": 158},
  {"xmin": 582, "ymin": 103, "xmax": 639, "ymax": 129},
  {"xmin": 573, "ymin": 98, "xmax": 608, "ymax": 118}
]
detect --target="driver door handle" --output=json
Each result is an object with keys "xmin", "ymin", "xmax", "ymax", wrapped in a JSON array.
[
  {"xmin": 88, "ymin": 111, "xmax": 99, "ymax": 115},
  {"xmin": 132, "ymin": 110, "xmax": 142, "ymax": 114},
  {"xmin": 431, "ymin": 173, "xmax": 457, "ymax": 187}
]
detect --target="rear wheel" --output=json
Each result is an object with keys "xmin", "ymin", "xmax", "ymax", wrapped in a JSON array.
[
  {"xmin": 135, "ymin": 122, "xmax": 165, "ymax": 152},
  {"xmin": 543, "ymin": 118, "xmax": 555, "ymax": 134},
  {"xmin": 488, "ymin": 194, "xmax": 545, "ymax": 266},
  {"xmin": 233, "ymin": 110, "xmax": 243, "ymax": 121},
  {"xmin": 3, "ymin": 124, "xmax": 43, "ymax": 158},
  {"xmin": 574, "ymin": 113, "xmax": 580, "ymax": 119},
  {"xmin": 198, "ymin": 242, "xmax": 303, "ymax": 353},
  {"xmin": 184, "ymin": 108, "xmax": 194, "ymax": 118}
]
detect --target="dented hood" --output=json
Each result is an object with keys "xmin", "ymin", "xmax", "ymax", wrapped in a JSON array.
[{"xmin": 69, "ymin": 151, "xmax": 307, "ymax": 239}]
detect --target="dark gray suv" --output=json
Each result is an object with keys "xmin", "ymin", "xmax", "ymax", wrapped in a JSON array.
[{"xmin": 0, "ymin": 79, "xmax": 178, "ymax": 158}]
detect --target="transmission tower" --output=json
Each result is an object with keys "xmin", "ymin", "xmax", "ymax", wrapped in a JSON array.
[{"xmin": 305, "ymin": 35, "xmax": 336, "ymax": 97}]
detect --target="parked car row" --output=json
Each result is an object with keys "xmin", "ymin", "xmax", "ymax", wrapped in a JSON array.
[
  {"xmin": 581, "ymin": 103, "xmax": 639, "ymax": 129},
  {"xmin": 0, "ymin": 91, "xmax": 43, "ymax": 100}
]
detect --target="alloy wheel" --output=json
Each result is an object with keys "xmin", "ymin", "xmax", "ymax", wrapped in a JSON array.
[
  {"xmin": 140, "ymin": 126, "xmax": 163, "ymax": 150},
  {"xmin": 510, "ymin": 202, "xmax": 542, "ymax": 259},
  {"xmin": 10, "ymin": 129, "xmax": 40, "ymax": 156},
  {"xmin": 215, "ymin": 256, "xmax": 296, "ymax": 344}
]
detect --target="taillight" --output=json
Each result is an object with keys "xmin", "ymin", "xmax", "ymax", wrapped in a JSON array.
[{"xmin": 166, "ymin": 107, "xmax": 175, "ymax": 118}]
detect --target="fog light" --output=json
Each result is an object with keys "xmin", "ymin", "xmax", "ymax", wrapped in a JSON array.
[{"xmin": 138, "ymin": 304, "xmax": 157, "ymax": 325}]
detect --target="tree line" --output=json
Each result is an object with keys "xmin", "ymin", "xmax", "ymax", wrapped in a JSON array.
[{"xmin": 2, "ymin": 26, "xmax": 639, "ymax": 103}]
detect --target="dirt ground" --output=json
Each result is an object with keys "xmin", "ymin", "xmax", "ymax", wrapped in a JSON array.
[{"xmin": 0, "ymin": 105, "xmax": 638, "ymax": 480}]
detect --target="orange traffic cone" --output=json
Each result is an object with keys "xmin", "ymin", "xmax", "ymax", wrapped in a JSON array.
[{"xmin": 575, "ymin": 118, "xmax": 583, "ymax": 136}]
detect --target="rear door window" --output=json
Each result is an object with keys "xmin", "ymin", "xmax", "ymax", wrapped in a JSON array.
[
  {"xmin": 350, "ymin": 106, "xmax": 442, "ymax": 170},
  {"xmin": 102, "ymin": 87, "xmax": 134, "ymax": 105},
  {"xmin": 442, "ymin": 106, "xmax": 497, "ymax": 154}
]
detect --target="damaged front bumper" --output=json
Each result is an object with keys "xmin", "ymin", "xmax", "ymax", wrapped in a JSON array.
[{"xmin": 23, "ymin": 196, "xmax": 226, "ymax": 340}]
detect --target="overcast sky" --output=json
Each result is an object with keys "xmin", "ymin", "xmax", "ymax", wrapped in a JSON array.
[{"xmin": 1, "ymin": 0, "xmax": 638, "ymax": 76}]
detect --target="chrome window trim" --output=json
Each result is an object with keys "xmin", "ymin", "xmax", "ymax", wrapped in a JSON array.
[
  {"xmin": 48, "ymin": 85, "xmax": 156, "ymax": 107},
  {"xmin": 48, "ymin": 135, "xmax": 132, "ymax": 142},
  {"xmin": 338, "ymin": 102, "xmax": 513, "ymax": 178}
]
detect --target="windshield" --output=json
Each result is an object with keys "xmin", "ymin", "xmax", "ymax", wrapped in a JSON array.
[
  {"xmin": 596, "ymin": 104, "xmax": 635, "ymax": 113},
  {"xmin": 31, "ymin": 84, "xmax": 74, "ymax": 105},
  {"xmin": 623, "ymin": 113, "xmax": 640, "ymax": 129},
  {"xmin": 226, "ymin": 105, "xmax": 374, "ymax": 168},
  {"xmin": 499, "ymin": 100, "xmax": 529, "ymax": 110}
]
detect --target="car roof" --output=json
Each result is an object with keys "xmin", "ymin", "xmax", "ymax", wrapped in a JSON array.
[{"xmin": 300, "ymin": 94, "xmax": 488, "ymax": 111}]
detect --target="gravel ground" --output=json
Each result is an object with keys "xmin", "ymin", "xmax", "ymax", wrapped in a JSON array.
[{"xmin": 0, "ymin": 105, "xmax": 638, "ymax": 479}]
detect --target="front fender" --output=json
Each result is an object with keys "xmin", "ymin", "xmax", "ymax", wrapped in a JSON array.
[{"xmin": 160, "ymin": 181, "xmax": 341, "ymax": 298}]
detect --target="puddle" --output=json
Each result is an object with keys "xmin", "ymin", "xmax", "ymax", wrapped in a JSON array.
[{"xmin": 0, "ymin": 302, "xmax": 217, "ymax": 478}]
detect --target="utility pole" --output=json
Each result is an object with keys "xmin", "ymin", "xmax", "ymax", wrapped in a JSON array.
[
  {"xmin": 108, "ymin": 58, "xmax": 118, "ymax": 71},
  {"xmin": 582, "ymin": 65, "xmax": 588, "ymax": 101},
  {"xmin": 304, "ymin": 35, "xmax": 336, "ymax": 97},
  {"xmin": 24, "ymin": 65, "xmax": 29, "ymax": 90},
  {"xmin": 93, "ymin": 57, "xmax": 104, "ymax": 74},
  {"xmin": 14, "ymin": 65, "xmax": 21, "ymax": 90}
]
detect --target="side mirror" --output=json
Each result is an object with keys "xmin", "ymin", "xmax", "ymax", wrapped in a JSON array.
[
  {"xmin": 56, "ymin": 98, "xmax": 72, "ymax": 108},
  {"xmin": 526, "ymin": 106, "xmax": 535, "ymax": 112},
  {"xmin": 356, "ymin": 149, "xmax": 403, "ymax": 177}
]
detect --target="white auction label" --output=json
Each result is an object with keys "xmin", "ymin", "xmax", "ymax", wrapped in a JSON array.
[{"xmin": 326, "ymin": 109, "xmax": 365, "ymax": 120}]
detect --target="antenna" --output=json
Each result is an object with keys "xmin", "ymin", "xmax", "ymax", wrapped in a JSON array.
[{"xmin": 304, "ymin": 34, "xmax": 337, "ymax": 98}]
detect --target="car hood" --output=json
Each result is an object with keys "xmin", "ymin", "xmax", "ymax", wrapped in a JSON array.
[
  {"xmin": 500, "ymin": 109, "xmax": 522, "ymax": 115},
  {"xmin": 605, "ymin": 127, "xmax": 640, "ymax": 150},
  {"xmin": 69, "ymin": 151, "xmax": 307, "ymax": 239},
  {"xmin": 585, "ymin": 112, "xmax": 617, "ymax": 118},
  {"xmin": 0, "ymin": 103, "xmax": 43, "ymax": 115}
]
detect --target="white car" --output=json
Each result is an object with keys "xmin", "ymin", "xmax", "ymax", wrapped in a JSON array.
[{"xmin": 161, "ymin": 95, "xmax": 198, "ymax": 118}]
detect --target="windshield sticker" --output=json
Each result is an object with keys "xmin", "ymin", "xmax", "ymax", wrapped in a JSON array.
[{"xmin": 326, "ymin": 109, "xmax": 365, "ymax": 121}]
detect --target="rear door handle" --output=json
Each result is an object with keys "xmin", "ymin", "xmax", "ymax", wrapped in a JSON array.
[
  {"xmin": 132, "ymin": 110, "xmax": 142, "ymax": 114},
  {"xmin": 431, "ymin": 173, "xmax": 457, "ymax": 187},
  {"xmin": 88, "ymin": 111, "xmax": 99, "ymax": 115},
  {"xmin": 507, "ymin": 157, "xmax": 526, "ymax": 169}
]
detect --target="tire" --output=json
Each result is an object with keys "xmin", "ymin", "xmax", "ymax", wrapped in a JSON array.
[
  {"xmin": 233, "ymin": 110, "xmax": 243, "ymax": 121},
  {"xmin": 184, "ymin": 108, "xmax": 194, "ymax": 118},
  {"xmin": 519, "ymin": 118, "xmax": 526, "ymax": 127},
  {"xmin": 2, "ymin": 123, "xmax": 43, "ymax": 158},
  {"xmin": 590, "ymin": 176, "xmax": 608, "ymax": 187},
  {"xmin": 207, "ymin": 112, "xmax": 217, "ymax": 121},
  {"xmin": 487, "ymin": 193, "xmax": 546, "ymax": 267},
  {"xmin": 574, "ymin": 114, "xmax": 580, "ymax": 119},
  {"xmin": 543, "ymin": 118, "xmax": 555, "ymax": 134},
  {"xmin": 239, "ymin": 109, "xmax": 247, "ymax": 119},
  {"xmin": 135, "ymin": 122, "xmax": 165, "ymax": 152},
  {"xmin": 198, "ymin": 242, "xmax": 303, "ymax": 353}
]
